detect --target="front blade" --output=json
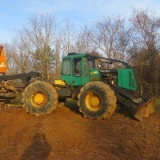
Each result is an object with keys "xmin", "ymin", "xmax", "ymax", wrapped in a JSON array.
[{"xmin": 134, "ymin": 97, "xmax": 160, "ymax": 121}]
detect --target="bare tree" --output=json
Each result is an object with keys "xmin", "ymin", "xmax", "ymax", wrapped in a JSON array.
[
  {"xmin": 73, "ymin": 26, "xmax": 93, "ymax": 53},
  {"xmin": 12, "ymin": 13, "xmax": 61, "ymax": 81},
  {"xmin": 2, "ymin": 43, "xmax": 18, "ymax": 73},
  {"xmin": 87, "ymin": 17, "xmax": 131, "ymax": 60},
  {"xmin": 60, "ymin": 20, "xmax": 75, "ymax": 55},
  {"xmin": 130, "ymin": 10, "xmax": 160, "ymax": 95}
]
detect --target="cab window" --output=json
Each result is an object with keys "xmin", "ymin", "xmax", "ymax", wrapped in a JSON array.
[
  {"xmin": 73, "ymin": 58, "xmax": 81, "ymax": 76},
  {"xmin": 62, "ymin": 58, "xmax": 71, "ymax": 75}
]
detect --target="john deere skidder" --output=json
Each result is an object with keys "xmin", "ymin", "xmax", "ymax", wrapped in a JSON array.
[{"xmin": 22, "ymin": 53, "xmax": 160, "ymax": 121}]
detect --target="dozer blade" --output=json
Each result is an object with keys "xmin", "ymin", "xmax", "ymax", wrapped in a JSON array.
[{"xmin": 134, "ymin": 97, "xmax": 160, "ymax": 121}]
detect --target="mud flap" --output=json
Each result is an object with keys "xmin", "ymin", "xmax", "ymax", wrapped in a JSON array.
[{"xmin": 134, "ymin": 97, "xmax": 160, "ymax": 121}]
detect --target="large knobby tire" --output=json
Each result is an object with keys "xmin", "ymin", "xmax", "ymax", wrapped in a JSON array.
[
  {"xmin": 77, "ymin": 81, "xmax": 117, "ymax": 119},
  {"xmin": 22, "ymin": 81, "xmax": 58, "ymax": 116}
]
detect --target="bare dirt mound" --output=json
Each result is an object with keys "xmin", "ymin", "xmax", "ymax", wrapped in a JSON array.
[{"xmin": 0, "ymin": 100, "xmax": 160, "ymax": 160}]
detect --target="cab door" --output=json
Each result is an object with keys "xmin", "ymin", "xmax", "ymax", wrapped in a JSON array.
[
  {"xmin": 61, "ymin": 57, "xmax": 90, "ymax": 86},
  {"xmin": 71, "ymin": 57, "xmax": 82, "ymax": 86}
]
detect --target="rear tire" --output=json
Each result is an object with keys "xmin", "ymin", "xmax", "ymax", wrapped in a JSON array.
[
  {"xmin": 22, "ymin": 81, "xmax": 58, "ymax": 116},
  {"xmin": 78, "ymin": 81, "xmax": 116, "ymax": 119}
]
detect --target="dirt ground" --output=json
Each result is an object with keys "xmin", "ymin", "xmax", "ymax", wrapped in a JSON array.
[{"xmin": 0, "ymin": 100, "xmax": 160, "ymax": 160}]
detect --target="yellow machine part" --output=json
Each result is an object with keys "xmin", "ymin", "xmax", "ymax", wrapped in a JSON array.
[
  {"xmin": 134, "ymin": 97, "xmax": 160, "ymax": 121},
  {"xmin": 0, "ymin": 46, "xmax": 8, "ymax": 73},
  {"xmin": 54, "ymin": 79, "xmax": 66, "ymax": 86}
]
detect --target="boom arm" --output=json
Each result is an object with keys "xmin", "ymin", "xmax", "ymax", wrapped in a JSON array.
[{"xmin": 87, "ymin": 54, "xmax": 131, "ymax": 68}]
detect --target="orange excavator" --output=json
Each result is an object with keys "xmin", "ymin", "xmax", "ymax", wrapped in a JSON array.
[{"xmin": 0, "ymin": 46, "xmax": 8, "ymax": 74}]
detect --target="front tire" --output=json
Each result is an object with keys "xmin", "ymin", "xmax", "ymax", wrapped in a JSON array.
[
  {"xmin": 78, "ymin": 81, "xmax": 116, "ymax": 119},
  {"xmin": 22, "ymin": 81, "xmax": 58, "ymax": 116}
]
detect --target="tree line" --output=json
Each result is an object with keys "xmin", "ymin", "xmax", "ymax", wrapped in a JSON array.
[{"xmin": 2, "ymin": 9, "xmax": 160, "ymax": 96}]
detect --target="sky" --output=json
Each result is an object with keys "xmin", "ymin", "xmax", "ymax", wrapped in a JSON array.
[{"xmin": 0, "ymin": 0, "xmax": 160, "ymax": 43}]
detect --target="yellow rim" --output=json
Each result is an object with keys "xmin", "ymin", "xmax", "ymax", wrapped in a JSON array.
[
  {"xmin": 31, "ymin": 92, "xmax": 46, "ymax": 107},
  {"xmin": 85, "ymin": 92, "xmax": 101, "ymax": 111}
]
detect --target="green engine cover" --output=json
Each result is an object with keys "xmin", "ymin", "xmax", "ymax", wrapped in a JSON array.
[{"xmin": 118, "ymin": 69, "xmax": 138, "ymax": 91}]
